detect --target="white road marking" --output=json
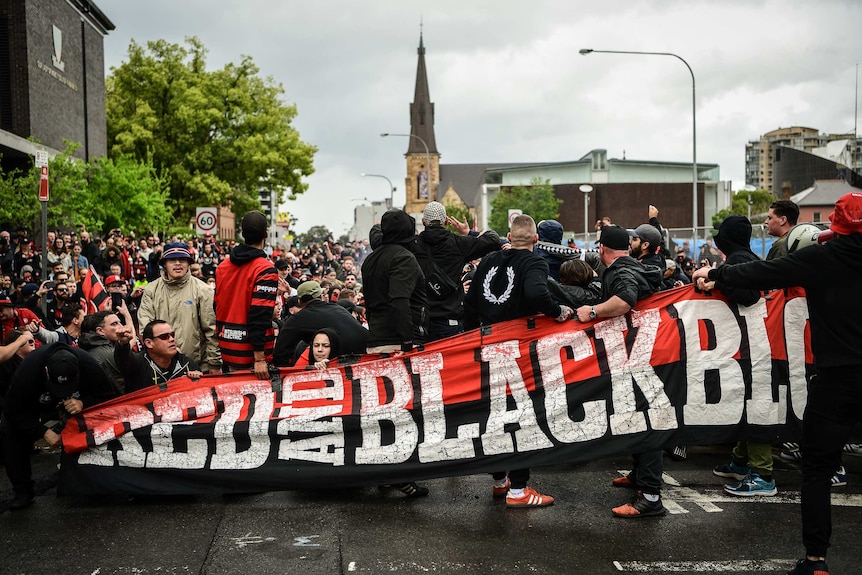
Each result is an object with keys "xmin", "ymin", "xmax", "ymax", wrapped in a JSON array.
[
  {"xmin": 662, "ymin": 499, "xmax": 688, "ymax": 514},
  {"xmin": 231, "ymin": 532, "xmax": 277, "ymax": 548},
  {"xmin": 613, "ymin": 558, "xmax": 794, "ymax": 572},
  {"xmin": 293, "ymin": 535, "xmax": 321, "ymax": 547},
  {"xmin": 347, "ymin": 561, "xmax": 357, "ymax": 571}
]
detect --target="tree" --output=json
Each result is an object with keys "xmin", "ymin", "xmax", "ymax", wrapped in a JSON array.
[
  {"xmin": 296, "ymin": 225, "xmax": 332, "ymax": 248},
  {"xmin": 488, "ymin": 177, "xmax": 563, "ymax": 236},
  {"xmin": 711, "ymin": 188, "xmax": 776, "ymax": 228},
  {"xmin": 0, "ymin": 143, "xmax": 169, "ymax": 238},
  {"xmin": 106, "ymin": 37, "xmax": 317, "ymax": 224},
  {"xmin": 441, "ymin": 202, "xmax": 473, "ymax": 233}
]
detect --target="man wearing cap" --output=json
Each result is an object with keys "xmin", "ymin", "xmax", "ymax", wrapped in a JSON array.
[
  {"xmin": 574, "ymin": 225, "xmax": 665, "ymax": 518},
  {"xmin": 138, "ymin": 242, "xmax": 221, "ymax": 375},
  {"xmin": 214, "ymin": 211, "xmax": 278, "ymax": 379},
  {"xmin": 0, "ymin": 294, "xmax": 40, "ymax": 347},
  {"xmin": 417, "ymin": 201, "xmax": 501, "ymax": 341},
  {"xmin": 628, "ymin": 222, "xmax": 666, "ymax": 274},
  {"xmin": 693, "ymin": 192, "xmax": 862, "ymax": 575},
  {"xmin": 2, "ymin": 343, "xmax": 116, "ymax": 509},
  {"xmin": 272, "ymin": 280, "xmax": 369, "ymax": 366}
]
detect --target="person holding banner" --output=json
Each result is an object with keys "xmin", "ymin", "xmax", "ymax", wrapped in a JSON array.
[
  {"xmin": 693, "ymin": 191, "xmax": 862, "ymax": 575},
  {"xmin": 574, "ymin": 224, "xmax": 665, "ymax": 518},
  {"xmin": 464, "ymin": 213, "xmax": 572, "ymax": 508}
]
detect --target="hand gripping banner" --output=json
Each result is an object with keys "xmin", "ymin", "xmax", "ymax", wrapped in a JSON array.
[{"xmin": 59, "ymin": 286, "xmax": 812, "ymax": 495}]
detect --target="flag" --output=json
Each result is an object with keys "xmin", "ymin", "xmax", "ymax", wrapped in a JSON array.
[{"xmin": 80, "ymin": 267, "xmax": 111, "ymax": 314}]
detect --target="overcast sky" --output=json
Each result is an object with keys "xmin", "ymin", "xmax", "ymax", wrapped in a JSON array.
[{"xmin": 100, "ymin": 0, "xmax": 862, "ymax": 236}]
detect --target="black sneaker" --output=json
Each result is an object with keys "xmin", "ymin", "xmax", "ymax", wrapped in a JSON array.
[
  {"xmin": 8, "ymin": 490, "xmax": 34, "ymax": 511},
  {"xmin": 787, "ymin": 558, "xmax": 829, "ymax": 575},
  {"xmin": 612, "ymin": 491, "xmax": 666, "ymax": 518},
  {"xmin": 394, "ymin": 482, "xmax": 429, "ymax": 498}
]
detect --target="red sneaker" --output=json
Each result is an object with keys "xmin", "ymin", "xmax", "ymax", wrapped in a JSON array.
[
  {"xmin": 506, "ymin": 487, "xmax": 554, "ymax": 508},
  {"xmin": 612, "ymin": 492, "xmax": 666, "ymax": 518},
  {"xmin": 492, "ymin": 477, "xmax": 511, "ymax": 497},
  {"xmin": 612, "ymin": 475, "xmax": 634, "ymax": 488}
]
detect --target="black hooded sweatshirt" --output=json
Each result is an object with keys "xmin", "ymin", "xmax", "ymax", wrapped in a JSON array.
[{"xmin": 712, "ymin": 215, "xmax": 761, "ymax": 307}]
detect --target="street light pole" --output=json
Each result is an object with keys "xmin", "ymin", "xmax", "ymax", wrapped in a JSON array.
[
  {"xmin": 361, "ymin": 173, "xmax": 396, "ymax": 208},
  {"xmin": 579, "ymin": 184, "xmax": 593, "ymax": 248},
  {"xmin": 380, "ymin": 132, "xmax": 432, "ymax": 200},
  {"xmin": 579, "ymin": 48, "xmax": 697, "ymax": 246}
]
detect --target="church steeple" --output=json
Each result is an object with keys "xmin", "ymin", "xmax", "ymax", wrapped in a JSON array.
[{"xmin": 409, "ymin": 29, "xmax": 438, "ymax": 155}]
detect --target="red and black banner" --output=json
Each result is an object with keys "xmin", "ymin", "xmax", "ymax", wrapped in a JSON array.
[{"xmin": 59, "ymin": 285, "xmax": 813, "ymax": 495}]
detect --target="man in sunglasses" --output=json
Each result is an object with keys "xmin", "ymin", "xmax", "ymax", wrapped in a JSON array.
[{"xmin": 114, "ymin": 319, "xmax": 203, "ymax": 394}]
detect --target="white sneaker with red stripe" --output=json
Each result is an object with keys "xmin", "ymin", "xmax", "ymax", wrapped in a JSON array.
[{"xmin": 505, "ymin": 486, "xmax": 554, "ymax": 508}]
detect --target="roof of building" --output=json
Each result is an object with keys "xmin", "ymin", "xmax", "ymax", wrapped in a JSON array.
[
  {"xmin": 791, "ymin": 179, "xmax": 862, "ymax": 206},
  {"xmin": 438, "ymin": 162, "xmax": 543, "ymax": 206}
]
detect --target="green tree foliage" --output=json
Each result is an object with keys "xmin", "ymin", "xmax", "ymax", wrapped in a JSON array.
[
  {"xmin": 711, "ymin": 188, "xmax": 776, "ymax": 228},
  {"xmin": 296, "ymin": 225, "xmax": 332, "ymax": 248},
  {"xmin": 442, "ymin": 202, "xmax": 473, "ymax": 233},
  {"xmin": 106, "ymin": 37, "xmax": 317, "ymax": 224},
  {"xmin": 488, "ymin": 177, "xmax": 563, "ymax": 236},
  {"xmin": 0, "ymin": 143, "xmax": 169, "ymax": 237}
]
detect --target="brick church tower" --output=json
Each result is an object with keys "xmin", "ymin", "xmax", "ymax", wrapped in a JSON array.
[{"xmin": 402, "ymin": 32, "xmax": 441, "ymax": 217}]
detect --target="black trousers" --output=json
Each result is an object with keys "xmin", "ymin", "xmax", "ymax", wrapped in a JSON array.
[
  {"xmin": 492, "ymin": 468, "xmax": 530, "ymax": 489},
  {"xmin": 1, "ymin": 421, "xmax": 37, "ymax": 495},
  {"xmin": 801, "ymin": 367, "xmax": 862, "ymax": 557}
]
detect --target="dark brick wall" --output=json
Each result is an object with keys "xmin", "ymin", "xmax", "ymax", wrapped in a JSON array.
[
  {"xmin": 554, "ymin": 182, "xmax": 704, "ymax": 232},
  {"xmin": 0, "ymin": 0, "xmax": 107, "ymax": 160}
]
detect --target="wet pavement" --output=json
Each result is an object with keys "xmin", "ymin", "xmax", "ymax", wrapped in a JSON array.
[{"xmin": 2, "ymin": 445, "xmax": 861, "ymax": 574}]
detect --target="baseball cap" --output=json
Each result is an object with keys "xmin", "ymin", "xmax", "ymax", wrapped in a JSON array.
[
  {"xmin": 597, "ymin": 225, "xmax": 631, "ymax": 251},
  {"xmin": 104, "ymin": 274, "xmax": 125, "ymax": 285},
  {"xmin": 274, "ymin": 259, "xmax": 291, "ymax": 270},
  {"xmin": 0, "ymin": 294, "xmax": 13, "ymax": 306},
  {"xmin": 160, "ymin": 242, "xmax": 193, "ymax": 263},
  {"xmin": 828, "ymin": 191, "xmax": 862, "ymax": 235},
  {"xmin": 22, "ymin": 283, "xmax": 39, "ymax": 297},
  {"xmin": 297, "ymin": 280, "xmax": 323, "ymax": 299},
  {"xmin": 45, "ymin": 349, "xmax": 79, "ymax": 398},
  {"xmin": 631, "ymin": 224, "xmax": 662, "ymax": 248},
  {"xmin": 422, "ymin": 201, "xmax": 447, "ymax": 226}
]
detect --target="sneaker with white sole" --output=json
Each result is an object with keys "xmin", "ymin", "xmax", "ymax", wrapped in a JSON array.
[
  {"xmin": 843, "ymin": 443, "xmax": 862, "ymax": 456},
  {"xmin": 713, "ymin": 456, "xmax": 751, "ymax": 481},
  {"xmin": 492, "ymin": 477, "xmax": 511, "ymax": 497},
  {"xmin": 724, "ymin": 473, "xmax": 777, "ymax": 497},
  {"xmin": 786, "ymin": 557, "xmax": 829, "ymax": 575},
  {"xmin": 506, "ymin": 486, "xmax": 554, "ymax": 508},
  {"xmin": 831, "ymin": 466, "xmax": 847, "ymax": 488},
  {"xmin": 779, "ymin": 449, "xmax": 804, "ymax": 462}
]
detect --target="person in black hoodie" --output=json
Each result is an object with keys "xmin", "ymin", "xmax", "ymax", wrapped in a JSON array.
[
  {"xmin": 2, "ymin": 343, "xmax": 116, "ymax": 509},
  {"xmin": 575, "ymin": 225, "xmax": 666, "ymax": 518},
  {"xmin": 416, "ymin": 201, "xmax": 502, "ymax": 341},
  {"xmin": 694, "ymin": 192, "xmax": 862, "ymax": 575},
  {"xmin": 363, "ymin": 209, "xmax": 429, "ymax": 353}
]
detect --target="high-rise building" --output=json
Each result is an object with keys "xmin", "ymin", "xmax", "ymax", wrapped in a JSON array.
[{"xmin": 744, "ymin": 127, "xmax": 821, "ymax": 191}]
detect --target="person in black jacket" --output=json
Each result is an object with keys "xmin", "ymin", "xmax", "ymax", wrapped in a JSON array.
[
  {"xmin": 416, "ymin": 202, "xmax": 502, "ymax": 341},
  {"xmin": 693, "ymin": 192, "xmax": 862, "ymax": 575},
  {"xmin": 363, "ymin": 209, "xmax": 428, "ymax": 353},
  {"xmin": 547, "ymin": 258, "xmax": 603, "ymax": 309},
  {"xmin": 272, "ymin": 280, "xmax": 369, "ymax": 366},
  {"xmin": 464, "ymin": 214, "xmax": 572, "ymax": 509},
  {"xmin": 2, "ymin": 343, "xmax": 116, "ymax": 510},
  {"xmin": 536, "ymin": 219, "xmax": 582, "ymax": 281},
  {"xmin": 575, "ymin": 225, "xmax": 665, "ymax": 518},
  {"xmin": 115, "ymin": 319, "xmax": 203, "ymax": 394}
]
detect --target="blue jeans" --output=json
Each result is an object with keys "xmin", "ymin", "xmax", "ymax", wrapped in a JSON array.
[{"xmin": 428, "ymin": 318, "xmax": 463, "ymax": 342}]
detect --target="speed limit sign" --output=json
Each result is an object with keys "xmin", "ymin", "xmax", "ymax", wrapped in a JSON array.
[{"xmin": 196, "ymin": 207, "xmax": 218, "ymax": 236}]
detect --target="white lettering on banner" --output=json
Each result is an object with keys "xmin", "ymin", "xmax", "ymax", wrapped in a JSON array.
[
  {"xmin": 595, "ymin": 310, "xmax": 677, "ymax": 435},
  {"xmin": 116, "ymin": 431, "xmax": 147, "ymax": 468},
  {"xmin": 210, "ymin": 382, "xmax": 273, "ymax": 470},
  {"xmin": 353, "ymin": 360, "xmax": 418, "ymax": 464},
  {"xmin": 738, "ymin": 299, "xmax": 787, "ymax": 425},
  {"xmin": 147, "ymin": 422, "xmax": 209, "ymax": 469},
  {"xmin": 536, "ymin": 330, "xmax": 607, "ymax": 443},
  {"xmin": 153, "ymin": 387, "xmax": 217, "ymax": 422},
  {"xmin": 677, "ymin": 300, "xmax": 745, "ymax": 425},
  {"xmin": 413, "ymin": 353, "xmax": 480, "ymax": 463},
  {"xmin": 77, "ymin": 444, "xmax": 115, "ymax": 467},
  {"xmin": 783, "ymin": 296, "xmax": 810, "ymax": 420},
  {"xmin": 276, "ymin": 369, "xmax": 345, "ymax": 419},
  {"xmin": 277, "ymin": 418, "xmax": 345, "ymax": 465},
  {"xmin": 88, "ymin": 404, "xmax": 155, "ymax": 445},
  {"xmin": 480, "ymin": 341, "xmax": 553, "ymax": 455}
]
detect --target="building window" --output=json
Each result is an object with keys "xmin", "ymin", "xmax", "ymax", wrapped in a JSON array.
[{"xmin": 813, "ymin": 212, "xmax": 821, "ymax": 222}]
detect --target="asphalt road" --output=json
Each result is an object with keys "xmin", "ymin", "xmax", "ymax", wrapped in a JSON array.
[{"xmin": 2, "ymin": 445, "xmax": 861, "ymax": 574}]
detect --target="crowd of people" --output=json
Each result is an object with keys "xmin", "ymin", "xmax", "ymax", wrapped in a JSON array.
[{"xmin": 1, "ymin": 193, "xmax": 860, "ymax": 575}]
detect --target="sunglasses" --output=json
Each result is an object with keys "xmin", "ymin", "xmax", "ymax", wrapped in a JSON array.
[{"xmin": 150, "ymin": 331, "xmax": 176, "ymax": 341}]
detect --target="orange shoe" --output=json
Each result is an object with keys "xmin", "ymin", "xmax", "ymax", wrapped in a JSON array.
[
  {"xmin": 492, "ymin": 477, "xmax": 511, "ymax": 497},
  {"xmin": 612, "ymin": 492, "xmax": 666, "ymax": 518},
  {"xmin": 612, "ymin": 475, "xmax": 634, "ymax": 488},
  {"xmin": 506, "ymin": 487, "xmax": 554, "ymax": 508}
]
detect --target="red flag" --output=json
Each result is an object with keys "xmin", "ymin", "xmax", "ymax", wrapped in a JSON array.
[{"xmin": 81, "ymin": 267, "xmax": 111, "ymax": 314}]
